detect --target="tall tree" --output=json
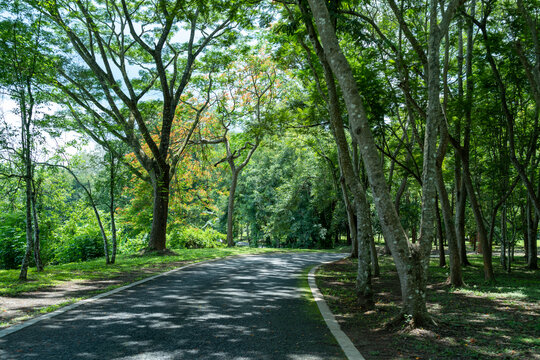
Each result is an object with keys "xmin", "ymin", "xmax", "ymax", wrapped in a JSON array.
[
  {"xmin": 0, "ymin": 2, "xmax": 52, "ymax": 279},
  {"xmin": 33, "ymin": 0, "xmax": 256, "ymax": 250},
  {"xmin": 211, "ymin": 52, "xmax": 283, "ymax": 247},
  {"xmin": 304, "ymin": 0, "xmax": 463, "ymax": 325}
]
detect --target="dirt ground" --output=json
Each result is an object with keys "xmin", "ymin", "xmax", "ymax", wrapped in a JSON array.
[{"xmin": 317, "ymin": 257, "xmax": 540, "ymax": 360}]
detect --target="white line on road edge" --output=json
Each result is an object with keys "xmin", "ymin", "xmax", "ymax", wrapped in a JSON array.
[
  {"xmin": 308, "ymin": 258, "xmax": 365, "ymax": 360},
  {"xmin": 0, "ymin": 260, "xmax": 212, "ymax": 339}
]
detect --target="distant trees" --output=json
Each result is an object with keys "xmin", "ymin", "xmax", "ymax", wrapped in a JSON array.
[{"xmin": 212, "ymin": 52, "xmax": 285, "ymax": 247}]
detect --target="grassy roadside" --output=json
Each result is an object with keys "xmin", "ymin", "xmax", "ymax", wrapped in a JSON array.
[
  {"xmin": 316, "ymin": 254, "xmax": 540, "ymax": 359},
  {"xmin": 1, "ymin": 247, "xmax": 344, "ymax": 296}
]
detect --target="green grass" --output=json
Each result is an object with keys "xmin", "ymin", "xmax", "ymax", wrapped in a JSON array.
[
  {"xmin": 316, "ymin": 253, "xmax": 540, "ymax": 359},
  {"xmin": 0, "ymin": 247, "xmax": 345, "ymax": 296}
]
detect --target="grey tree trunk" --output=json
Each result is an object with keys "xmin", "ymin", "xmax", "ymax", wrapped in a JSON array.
[
  {"xmin": 296, "ymin": 3, "xmax": 374, "ymax": 304},
  {"xmin": 436, "ymin": 201, "xmax": 446, "ymax": 267},
  {"xmin": 19, "ymin": 94, "xmax": 36, "ymax": 280},
  {"xmin": 501, "ymin": 206, "xmax": 507, "ymax": 269},
  {"xmin": 227, "ymin": 173, "xmax": 239, "ymax": 247},
  {"xmin": 306, "ymin": 0, "xmax": 450, "ymax": 324},
  {"xmin": 340, "ymin": 176, "xmax": 358, "ymax": 258},
  {"xmin": 527, "ymin": 197, "xmax": 539, "ymax": 269},
  {"xmin": 523, "ymin": 203, "xmax": 529, "ymax": 260},
  {"xmin": 436, "ymin": 125, "xmax": 463, "ymax": 287},
  {"xmin": 369, "ymin": 232, "xmax": 380, "ymax": 277},
  {"xmin": 31, "ymin": 182, "xmax": 43, "ymax": 271},
  {"xmin": 109, "ymin": 156, "xmax": 117, "ymax": 264},
  {"xmin": 20, "ymin": 174, "xmax": 34, "ymax": 280}
]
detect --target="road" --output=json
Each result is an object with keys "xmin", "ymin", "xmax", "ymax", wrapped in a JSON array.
[{"xmin": 0, "ymin": 252, "xmax": 347, "ymax": 360}]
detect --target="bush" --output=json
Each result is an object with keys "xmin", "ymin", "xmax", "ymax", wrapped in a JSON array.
[
  {"xmin": 117, "ymin": 232, "xmax": 148, "ymax": 254},
  {"xmin": 0, "ymin": 213, "xmax": 26, "ymax": 270},
  {"xmin": 53, "ymin": 233, "xmax": 104, "ymax": 264},
  {"xmin": 50, "ymin": 209, "xmax": 106, "ymax": 264},
  {"xmin": 168, "ymin": 226, "xmax": 226, "ymax": 249}
]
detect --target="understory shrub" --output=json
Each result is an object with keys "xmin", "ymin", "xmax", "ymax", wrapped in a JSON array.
[
  {"xmin": 51, "ymin": 208, "xmax": 105, "ymax": 264},
  {"xmin": 0, "ymin": 213, "xmax": 26, "ymax": 269},
  {"xmin": 53, "ymin": 233, "xmax": 104, "ymax": 264},
  {"xmin": 117, "ymin": 232, "xmax": 148, "ymax": 254},
  {"xmin": 168, "ymin": 226, "xmax": 225, "ymax": 249}
]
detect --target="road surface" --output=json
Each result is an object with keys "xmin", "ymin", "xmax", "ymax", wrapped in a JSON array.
[{"xmin": 0, "ymin": 252, "xmax": 347, "ymax": 360}]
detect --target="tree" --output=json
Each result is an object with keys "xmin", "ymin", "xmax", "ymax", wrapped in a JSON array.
[
  {"xmin": 211, "ymin": 51, "xmax": 283, "ymax": 247},
  {"xmin": 0, "ymin": 1, "xmax": 53, "ymax": 279},
  {"xmin": 304, "ymin": 0, "xmax": 463, "ymax": 325},
  {"xmin": 33, "ymin": 0, "xmax": 257, "ymax": 251}
]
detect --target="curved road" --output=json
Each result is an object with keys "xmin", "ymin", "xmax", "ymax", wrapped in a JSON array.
[{"xmin": 0, "ymin": 252, "xmax": 346, "ymax": 360}]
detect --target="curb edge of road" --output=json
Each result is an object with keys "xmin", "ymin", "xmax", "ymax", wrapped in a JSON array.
[
  {"xmin": 0, "ymin": 257, "xmax": 227, "ymax": 339},
  {"xmin": 308, "ymin": 257, "xmax": 366, "ymax": 360}
]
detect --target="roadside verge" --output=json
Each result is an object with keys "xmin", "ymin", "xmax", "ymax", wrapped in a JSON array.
[{"xmin": 308, "ymin": 259, "xmax": 365, "ymax": 360}]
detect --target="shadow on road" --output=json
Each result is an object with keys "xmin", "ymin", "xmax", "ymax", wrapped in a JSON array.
[{"xmin": 0, "ymin": 253, "xmax": 345, "ymax": 360}]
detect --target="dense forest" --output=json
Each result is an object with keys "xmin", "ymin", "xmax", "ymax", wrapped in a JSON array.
[{"xmin": 0, "ymin": 0, "xmax": 538, "ymax": 327}]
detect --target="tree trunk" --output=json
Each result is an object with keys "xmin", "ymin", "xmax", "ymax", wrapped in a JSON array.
[
  {"xmin": 31, "ymin": 185, "xmax": 43, "ymax": 272},
  {"xmin": 463, "ymin": 162, "xmax": 495, "ymax": 281},
  {"xmin": 20, "ymin": 100, "xmax": 34, "ymax": 281},
  {"xmin": 297, "ymin": 2, "xmax": 373, "ymax": 304},
  {"xmin": 93, "ymin": 202, "xmax": 110, "ymax": 264},
  {"xmin": 19, "ymin": 175, "xmax": 34, "ymax": 281},
  {"xmin": 436, "ymin": 201, "xmax": 446, "ymax": 267},
  {"xmin": 148, "ymin": 166, "xmax": 170, "ymax": 251},
  {"xmin": 527, "ymin": 197, "xmax": 539, "ymax": 269},
  {"xmin": 341, "ymin": 177, "xmax": 358, "ymax": 258},
  {"xmin": 369, "ymin": 234, "xmax": 380, "ymax": 277},
  {"xmin": 306, "ymin": 0, "xmax": 444, "ymax": 325},
  {"xmin": 110, "ymin": 157, "xmax": 117, "ymax": 264},
  {"xmin": 455, "ymin": 179, "xmax": 470, "ymax": 265},
  {"xmin": 436, "ymin": 147, "xmax": 463, "ymax": 286},
  {"xmin": 523, "ymin": 203, "xmax": 529, "ymax": 260},
  {"xmin": 501, "ymin": 206, "xmax": 507, "ymax": 269},
  {"xmin": 227, "ymin": 172, "xmax": 239, "ymax": 247}
]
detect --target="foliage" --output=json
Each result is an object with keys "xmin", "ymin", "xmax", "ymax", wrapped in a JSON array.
[
  {"xmin": 50, "ymin": 206, "xmax": 105, "ymax": 264},
  {"xmin": 168, "ymin": 226, "xmax": 226, "ymax": 249},
  {"xmin": 0, "ymin": 212, "xmax": 26, "ymax": 269}
]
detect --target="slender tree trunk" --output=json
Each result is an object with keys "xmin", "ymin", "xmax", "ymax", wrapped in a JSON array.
[
  {"xmin": 501, "ymin": 206, "xmax": 507, "ymax": 269},
  {"xmin": 340, "ymin": 176, "xmax": 358, "ymax": 258},
  {"xmin": 109, "ymin": 155, "xmax": 117, "ymax": 264},
  {"xmin": 306, "ymin": 0, "xmax": 453, "ymax": 325},
  {"xmin": 93, "ymin": 202, "xmax": 110, "ymax": 264},
  {"xmin": 31, "ymin": 183, "xmax": 43, "ymax": 272},
  {"xmin": 523, "ymin": 203, "xmax": 529, "ymax": 260},
  {"xmin": 527, "ymin": 197, "xmax": 539, "ymax": 269},
  {"xmin": 20, "ymin": 99, "xmax": 34, "ymax": 281},
  {"xmin": 435, "ymin": 134, "xmax": 463, "ymax": 286},
  {"xmin": 369, "ymin": 233, "xmax": 380, "ymax": 277},
  {"xmin": 297, "ymin": 2, "xmax": 373, "ymax": 305},
  {"xmin": 148, "ymin": 166, "xmax": 170, "ymax": 251},
  {"xmin": 456, "ymin": 179, "xmax": 470, "ymax": 265},
  {"xmin": 455, "ymin": 0, "xmax": 477, "ymax": 268},
  {"xmin": 20, "ymin": 175, "xmax": 34, "ymax": 280},
  {"xmin": 227, "ymin": 172, "xmax": 239, "ymax": 247},
  {"xmin": 436, "ymin": 201, "xmax": 446, "ymax": 267},
  {"xmin": 463, "ymin": 163, "xmax": 495, "ymax": 280}
]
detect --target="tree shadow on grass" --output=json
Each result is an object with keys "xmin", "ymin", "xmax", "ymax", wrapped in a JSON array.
[{"xmin": 317, "ymin": 256, "xmax": 540, "ymax": 360}]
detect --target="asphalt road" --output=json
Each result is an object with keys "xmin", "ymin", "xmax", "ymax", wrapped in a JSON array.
[{"xmin": 0, "ymin": 252, "xmax": 347, "ymax": 360}]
